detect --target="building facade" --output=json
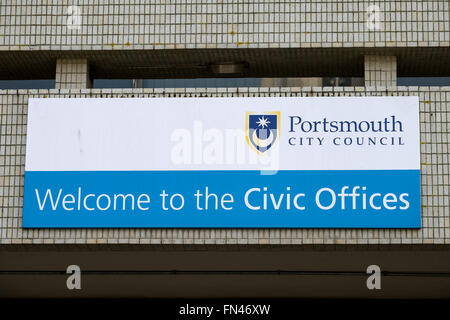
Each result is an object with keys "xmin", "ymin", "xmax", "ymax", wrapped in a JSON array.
[{"xmin": 0, "ymin": 0, "xmax": 449, "ymax": 298}]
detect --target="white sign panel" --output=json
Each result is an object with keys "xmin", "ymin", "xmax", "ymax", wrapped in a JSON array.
[{"xmin": 24, "ymin": 97, "xmax": 421, "ymax": 228}]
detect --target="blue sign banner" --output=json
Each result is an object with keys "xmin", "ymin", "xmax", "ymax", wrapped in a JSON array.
[{"xmin": 23, "ymin": 170, "xmax": 421, "ymax": 228}]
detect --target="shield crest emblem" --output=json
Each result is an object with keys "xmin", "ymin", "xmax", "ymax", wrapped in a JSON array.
[{"xmin": 246, "ymin": 111, "xmax": 280, "ymax": 154}]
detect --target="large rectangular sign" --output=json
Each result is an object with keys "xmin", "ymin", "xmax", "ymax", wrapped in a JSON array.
[{"xmin": 24, "ymin": 97, "xmax": 421, "ymax": 228}]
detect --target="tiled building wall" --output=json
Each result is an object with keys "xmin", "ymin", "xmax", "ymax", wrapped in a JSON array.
[
  {"xmin": 0, "ymin": 0, "xmax": 449, "ymax": 50},
  {"xmin": 364, "ymin": 55, "xmax": 397, "ymax": 87},
  {"xmin": 55, "ymin": 59, "xmax": 91, "ymax": 89},
  {"xmin": 0, "ymin": 87, "xmax": 449, "ymax": 245}
]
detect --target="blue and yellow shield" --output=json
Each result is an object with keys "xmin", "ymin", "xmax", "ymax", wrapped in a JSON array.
[{"xmin": 246, "ymin": 111, "xmax": 280, "ymax": 154}]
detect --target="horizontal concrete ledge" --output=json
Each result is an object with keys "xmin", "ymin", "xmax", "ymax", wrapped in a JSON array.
[
  {"xmin": 1, "ymin": 244, "xmax": 450, "ymax": 252},
  {"xmin": 1, "ymin": 249, "xmax": 449, "ymax": 298},
  {"xmin": 0, "ymin": 47, "xmax": 449, "ymax": 80},
  {"xmin": 1, "ymin": 270, "xmax": 450, "ymax": 277},
  {"xmin": 1, "ymin": 274, "xmax": 448, "ymax": 298}
]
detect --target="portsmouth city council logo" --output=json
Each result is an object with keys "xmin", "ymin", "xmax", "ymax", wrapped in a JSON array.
[{"xmin": 246, "ymin": 111, "xmax": 280, "ymax": 154}]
